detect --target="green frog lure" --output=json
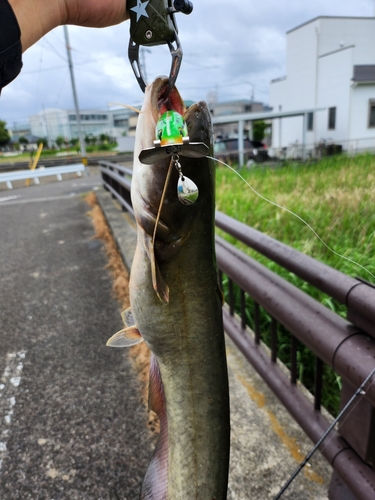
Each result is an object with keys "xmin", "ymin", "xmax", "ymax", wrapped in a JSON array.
[{"xmin": 139, "ymin": 110, "xmax": 209, "ymax": 205}]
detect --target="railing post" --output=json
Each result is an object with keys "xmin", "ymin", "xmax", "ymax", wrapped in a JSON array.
[
  {"xmin": 302, "ymin": 113, "xmax": 307, "ymax": 161},
  {"xmin": 238, "ymin": 120, "xmax": 244, "ymax": 167},
  {"xmin": 329, "ymin": 279, "xmax": 375, "ymax": 499}
]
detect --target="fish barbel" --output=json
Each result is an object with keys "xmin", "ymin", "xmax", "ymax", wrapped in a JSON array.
[{"xmin": 108, "ymin": 77, "xmax": 230, "ymax": 499}]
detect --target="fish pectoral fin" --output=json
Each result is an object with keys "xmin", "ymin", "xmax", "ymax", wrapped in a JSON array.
[
  {"xmin": 151, "ymin": 256, "xmax": 170, "ymax": 304},
  {"xmin": 141, "ymin": 354, "xmax": 168, "ymax": 500},
  {"xmin": 147, "ymin": 238, "xmax": 170, "ymax": 304},
  {"xmin": 106, "ymin": 326, "xmax": 144, "ymax": 348},
  {"xmin": 121, "ymin": 307, "xmax": 135, "ymax": 327},
  {"xmin": 139, "ymin": 210, "xmax": 170, "ymax": 239},
  {"xmin": 148, "ymin": 355, "xmax": 165, "ymax": 416}
]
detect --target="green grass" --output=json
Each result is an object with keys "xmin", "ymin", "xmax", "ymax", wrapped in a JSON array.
[
  {"xmin": 0, "ymin": 148, "xmax": 121, "ymax": 165},
  {"xmin": 215, "ymin": 153, "xmax": 375, "ymax": 415},
  {"xmin": 0, "ymin": 152, "xmax": 31, "ymax": 163}
]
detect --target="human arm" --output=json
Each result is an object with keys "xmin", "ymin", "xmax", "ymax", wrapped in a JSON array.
[
  {"xmin": 8, "ymin": 0, "xmax": 129, "ymax": 52},
  {"xmin": 0, "ymin": 0, "xmax": 128, "ymax": 90},
  {"xmin": 0, "ymin": 0, "xmax": 22, "ymax": 89}
]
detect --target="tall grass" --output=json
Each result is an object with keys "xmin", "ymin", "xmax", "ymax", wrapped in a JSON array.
[{"xmin": 215, "ymin": 153, "xmax": 375, "ymax": 415}]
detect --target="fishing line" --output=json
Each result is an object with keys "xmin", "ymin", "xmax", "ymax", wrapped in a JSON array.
[
  {"xmin": 207, "ymin": 156, "xmax": 375, "ymax": 281},
  {"xmin": 108, "ymin": 103, "xmax": 142, "ymax": 114},
  {"xmin": 152, "ymin": 156, "xmax": 174, "ymax": 245},
  {"xmin": 273, "ymin": 367, "xmax": 375, "ymax": 499}
]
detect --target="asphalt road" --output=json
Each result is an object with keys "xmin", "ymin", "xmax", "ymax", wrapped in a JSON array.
[{"xmin": 0, "ymin": 177, "xmax": 151, "ymax": 499}]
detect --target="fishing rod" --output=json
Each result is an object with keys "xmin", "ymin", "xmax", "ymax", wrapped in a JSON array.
[{"xmin": 273, "ymin": 367, "xmax": 375, "ymax": 499}]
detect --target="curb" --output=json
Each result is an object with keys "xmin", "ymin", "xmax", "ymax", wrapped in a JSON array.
[{"xmin": 96, "ymin": 186, "xmax": 137, "ymax": 273}]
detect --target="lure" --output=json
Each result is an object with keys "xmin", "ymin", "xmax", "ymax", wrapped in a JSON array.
[
  {"xmin": 139, "ymin": 109, "xmax": 208, "ymax": 205},
  {"xmin": 156, "ymin": 110, "xmax": 188, "ymax": 146}
]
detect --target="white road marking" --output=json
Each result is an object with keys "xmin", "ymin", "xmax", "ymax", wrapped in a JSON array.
[
  {"xmin": 71, "ymin": 182, "xmax": 100, "ymax": 188},
  {"xmin": 0, "ymin": 194, "xmax": 76, "ymax": 207},
  {"xmin": 0, "ymin": 350, "xmax": 26, "ymax": 471},
  {"xmin": 0, "ymin": 195, "xmax": 20, "ymax": 203}
]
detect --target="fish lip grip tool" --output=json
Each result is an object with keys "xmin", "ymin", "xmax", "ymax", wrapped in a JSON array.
[{"xmin": 128, "ymin": 0, "xmax": 193, "ymax": 95}]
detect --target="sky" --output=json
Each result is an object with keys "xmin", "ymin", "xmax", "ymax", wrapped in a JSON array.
[{"xmin": 0, "ymin": 0, "xmax": 374, "ymax": 128}]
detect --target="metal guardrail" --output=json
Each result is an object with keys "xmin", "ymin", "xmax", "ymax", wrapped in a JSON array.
[
  {"xmin": 99, "ymin": 159, "xmax": 375, "ymax": 499},
  {"xmin": 99, "ymin": 161, "xmax": 133, "ymax": 211},
  {"xmin": 0, "ymin": 164, "xmax": 86, "ymax": 189}
]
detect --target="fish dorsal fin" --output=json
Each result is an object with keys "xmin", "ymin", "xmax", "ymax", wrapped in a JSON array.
[
  {"xmin": 106, "ymin": 326, "xmax": 144, "ymax": 348},
  {"xmin": 121, "ymin": 307, "xmax": 135, "ymax": 327},
  {"xmin": 147, "ymin": 237, "xmax": 169, "ymax": 304}
]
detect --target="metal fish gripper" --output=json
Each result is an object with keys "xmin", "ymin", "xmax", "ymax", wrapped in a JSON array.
[{"xmin": 127, "ymin": 0, "xmax": 194, "ymax": 95}]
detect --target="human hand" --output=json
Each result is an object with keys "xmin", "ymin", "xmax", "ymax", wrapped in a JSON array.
[
  {"xmin": 60, "ymin": 0, "xmax": 128, "ymax": 29},
  {"xmin": 8, "ymin": 0, "xmax": 129, "ymax": 52}
]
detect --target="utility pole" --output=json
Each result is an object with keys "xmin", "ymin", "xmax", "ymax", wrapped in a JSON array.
[{"xmin": 63, "ymin": 26, "xmax": 87, "ymax": 159}]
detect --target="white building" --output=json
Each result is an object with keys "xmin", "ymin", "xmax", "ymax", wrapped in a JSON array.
[
  {"xmin": 210, "ymin": 99, "xmax": 267, "ymax": 139},
  {"xmin": 29, "ymin": 109, "xmax": 71, "ymax": 142},
  {"xmin": 270, "ymin": 16, "xmax": 375, "ymax": 153},
  {"xmin": 29, "ymin": 107, "xmax": 139, "ymax": 144}
]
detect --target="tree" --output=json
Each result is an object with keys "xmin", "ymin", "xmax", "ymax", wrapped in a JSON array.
[
  {"xmin": 19, "ymin": 136, "xmax": 29, "ymax": 145},
  {"xmin": 99, "ymin": 133, "xmax": 110, "ymax": 144},
  {"xmin": 252, "ymin": 120, "xmax": 270, "ymax": 142},
  {"xmin": 0, "ymin": 120, "xmax": 10, "ymax": 147},
  {"xmin": 85, "ymin": 135, "xmax": 96, "ymax": 145},
  {"xmin": 55, "ymin": 136, "xmax": 66, "ymax": 148},
  {"xmin": 37, "ymin": 138, "xmax": 49, "ymax": 148}
]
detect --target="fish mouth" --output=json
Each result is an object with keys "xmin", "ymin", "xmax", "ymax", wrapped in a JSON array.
[{"xmin": 151, "ymin": 77, "xmax": 186, "ymax": 118}]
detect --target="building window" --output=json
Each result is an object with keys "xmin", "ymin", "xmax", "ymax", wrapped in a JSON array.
[
  {"xmin": 328, "ymin": 107, "xmax": 336, "ymax": 130},
  {"xmin": 369, "ymin": 100, "xmax": 375, "ymax": 128},
  {"xmin": 307, "ymin": 112, "xmax": 314, "ymax": 131}
]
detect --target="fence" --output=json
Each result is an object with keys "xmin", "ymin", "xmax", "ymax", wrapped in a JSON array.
[
  {"xmin": 213, "ymin": 136, "xmax": 375, "ymax": 166},
  {"xmin": 99, "ymin": 159, "xmax": 375, "ymax": 499},
  {"xmin": 0, "ymin": 164, "xmax": 86, "ymax": 189},
  {"xmin": 267, "ymin": 136, "xmax": 375, "ymax": 163}
]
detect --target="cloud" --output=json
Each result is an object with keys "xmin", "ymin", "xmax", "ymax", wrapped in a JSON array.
[{"xmin": 0, "ymin": 0, "xmax": 374, "ymax": 127}]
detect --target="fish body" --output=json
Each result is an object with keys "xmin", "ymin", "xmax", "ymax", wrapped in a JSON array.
[{"xmin": 113, "ymin": 77, "xmax": 230, "ymax": 499}]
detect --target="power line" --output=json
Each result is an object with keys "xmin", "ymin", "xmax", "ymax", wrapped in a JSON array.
[
  {"xmin": 22, "ymin": 66, "xmax": 67, "ymax": 75},
  {"xmin": 41, "ymin": 38, "xmax": 68, "ymax": 62}
]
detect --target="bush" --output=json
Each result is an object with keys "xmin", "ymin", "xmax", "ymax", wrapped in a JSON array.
[{"xmin": 216, "ymin": 152, "xmax": 375, "ymax": 416}]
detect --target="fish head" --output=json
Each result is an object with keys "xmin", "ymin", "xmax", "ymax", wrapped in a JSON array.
[
  {"xmin": 134, "ymin": 76, "xmax": 187, "ymax": 154},
  {"xmin": 132, "ymin": 76, "xmax": 214, "ymax": 245}
]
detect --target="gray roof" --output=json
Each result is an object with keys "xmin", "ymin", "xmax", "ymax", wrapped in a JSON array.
[
  {"xmin": 353, "ymin": 65, "xmax": 375, "ymax": 83},
  {"xmin": 10, "ymin": 133, "xmax": 40, "ymax": 144}
]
